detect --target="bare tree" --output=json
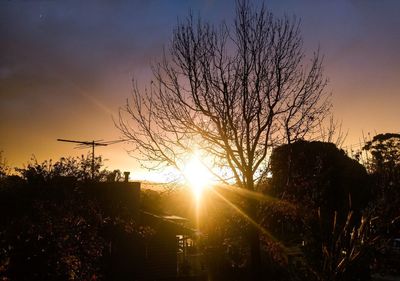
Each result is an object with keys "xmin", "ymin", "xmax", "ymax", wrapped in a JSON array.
[{"xmin": 118, "ymin": 0, "xmax": 330, "ymax": 274}]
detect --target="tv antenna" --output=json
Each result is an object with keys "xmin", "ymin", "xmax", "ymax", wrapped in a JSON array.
[
  {"xmin": 57, "ymin": 138, "xmax": 127, "ymax": 179},
  {"xmin": 57, "ymin": 139, "xmax": 109, "ymax": 180}
]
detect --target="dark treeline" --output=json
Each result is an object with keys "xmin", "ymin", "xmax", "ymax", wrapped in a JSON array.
[
  {"xmin": 0, "ymin": 154, "xmax": 143, "ymax": 280},
  {"xmin": 0, "ymin": 134, "xmax": 400, "ymax": 280}
]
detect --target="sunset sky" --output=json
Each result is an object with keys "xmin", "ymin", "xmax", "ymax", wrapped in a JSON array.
[{"xmin": 1, "ymin": 0, "xmax": 399, "ymax": 180}]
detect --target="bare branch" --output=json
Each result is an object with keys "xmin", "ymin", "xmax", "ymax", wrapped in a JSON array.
[{"xmin": 118, "ymin": 1, "xmax": 331, "ymax": 189}]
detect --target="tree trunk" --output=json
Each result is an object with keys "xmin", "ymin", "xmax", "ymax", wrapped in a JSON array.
[
  {"xmin": 249, "ymin": 217, "xmax": 261, "ymax": 279},
  {"xmin": 246, "ymin": 185, "xmax": 261, "ymax": 279}
]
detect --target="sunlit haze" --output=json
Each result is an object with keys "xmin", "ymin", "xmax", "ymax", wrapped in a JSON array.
[{"xmin": 183, "ymin": 153, "xmax": 215, "ymax": 200}]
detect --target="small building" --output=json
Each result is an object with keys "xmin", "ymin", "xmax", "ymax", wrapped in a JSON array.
[{"xmin": 90, "ymin": 180, "xmax": 206, "ymax": 280}]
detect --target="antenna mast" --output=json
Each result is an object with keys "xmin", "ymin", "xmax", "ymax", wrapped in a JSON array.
[{"xmin": 57, "ymin": 139, "xmax": 108, "ymax": 180}]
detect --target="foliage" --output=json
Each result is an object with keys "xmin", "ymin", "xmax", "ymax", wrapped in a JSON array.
[
  {"xmin": 362, "ymin": 133, "xmax": 400, "ymax": 203},
  {"xmin": 269, "ymin": 140, "xmax": 371, "ymax": 216},
  {"xmin": 140, "ymin": 189, "xmax": 164, "ymax": 214},
  {"xmin": 361, "ymin": 133, "xmax": 400, "ymax": 275},
  {"xmin": 259, "ymin": 197, "xmax": 380, "ymax": 281},
  {"xmin": 262, "ymin": 141, "xmax": 377, "ymax": 280},
  {"xmin": 0, "ymin": 181, "xmax": 106, "ymax": 280},
  {"xmin": 316, "ymin": 211, "xmax": 377, "ymax": 281},
  {"xmin": 361, "ymin": 133, "xmax": 400, "ymax": 225},
  {"xmin": 0, "ymin": 160, "xmax": 151, "ymax": 280},
  {"xmin": 0, "ymin": 151, "xmax": 11, "ymax": 179},
  {"xmin": 260, "ymin": 199, "xmax": 306, "ymax": 244},
  {"xmin": 363, "ymin": 133, "xmax": 400, "ymax": 177},
  {"xmin": 15, "ymin": 154, "xmax": 111, "ymax": 183}
]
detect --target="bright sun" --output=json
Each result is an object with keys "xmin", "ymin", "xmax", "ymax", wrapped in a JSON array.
[{"xmin": 183, "ymin": 153, "xmax": 213, "ymax": 200}]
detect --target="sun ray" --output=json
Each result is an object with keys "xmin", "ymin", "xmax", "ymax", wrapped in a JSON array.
[
  {"xmin": 182, "ymin": 154, "xmax": 296, "ymax": 256},
  {"xmin": 209, "ymin": 187, "xmax": 279, "ymax": 242},
  {"xmin": 217, "ymin": 184, "xmax": 286, "ymax": 204}
]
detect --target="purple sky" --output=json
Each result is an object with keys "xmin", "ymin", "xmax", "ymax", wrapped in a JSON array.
[{"xmin": 1, "ymin": 0, "xmax": 399, "ymax": 178}]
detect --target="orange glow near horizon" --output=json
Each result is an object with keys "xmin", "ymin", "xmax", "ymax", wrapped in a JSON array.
[{"xmin": 1, "ymin": 1, "xmax": 400, "ymax": 181}]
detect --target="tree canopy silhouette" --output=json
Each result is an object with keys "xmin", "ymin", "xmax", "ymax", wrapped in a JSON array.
[
  {"xmin": 269, "ymin": 140, "xmax": 370, "ymax": 215},
  {"xmin": 16, "ymin": 154, "xmax": 109, "ymax": 184},
  {"xmin": 363, "ymin": 133, "xmax": 400, "ymax": 181},
  {"xmin": 363, "ymin": 133, "xmax": 400, "ymax": 239}
]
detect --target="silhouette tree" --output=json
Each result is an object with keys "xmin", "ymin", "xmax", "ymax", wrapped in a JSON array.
[
  {"xmin": 16, "ymin": 154, "xmax": 109, "ymax": 184},
  {"xmin": 0, "ymin": 151, "xmax": 10, "ymax": 179},
  {"xmin": 267, "ymin": 141, "xmax": 375, "ymax": 279},
  {"xmin": 363, "ymin": 133, "xmax": 400, "ymax": 184},
  {"xmin": 363, "ymin": 133, "xmax": 400, "ymax": 245},
  {"xmin": 269, "ymin": 141, "xmax": 370, "ymax": 215},
  {"xmin": 118, "ymin": 0, "xmax": 330, "ymax": 274}
]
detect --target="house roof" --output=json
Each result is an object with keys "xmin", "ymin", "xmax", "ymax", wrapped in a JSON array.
[{"xmin": 140, "ymin": 211, "xmax": 197, "ymax": 236}]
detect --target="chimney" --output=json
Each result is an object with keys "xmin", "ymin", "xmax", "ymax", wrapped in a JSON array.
[{"xmin": 123, "ymin": 171, "xmax": 130, "ymax": 183}]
